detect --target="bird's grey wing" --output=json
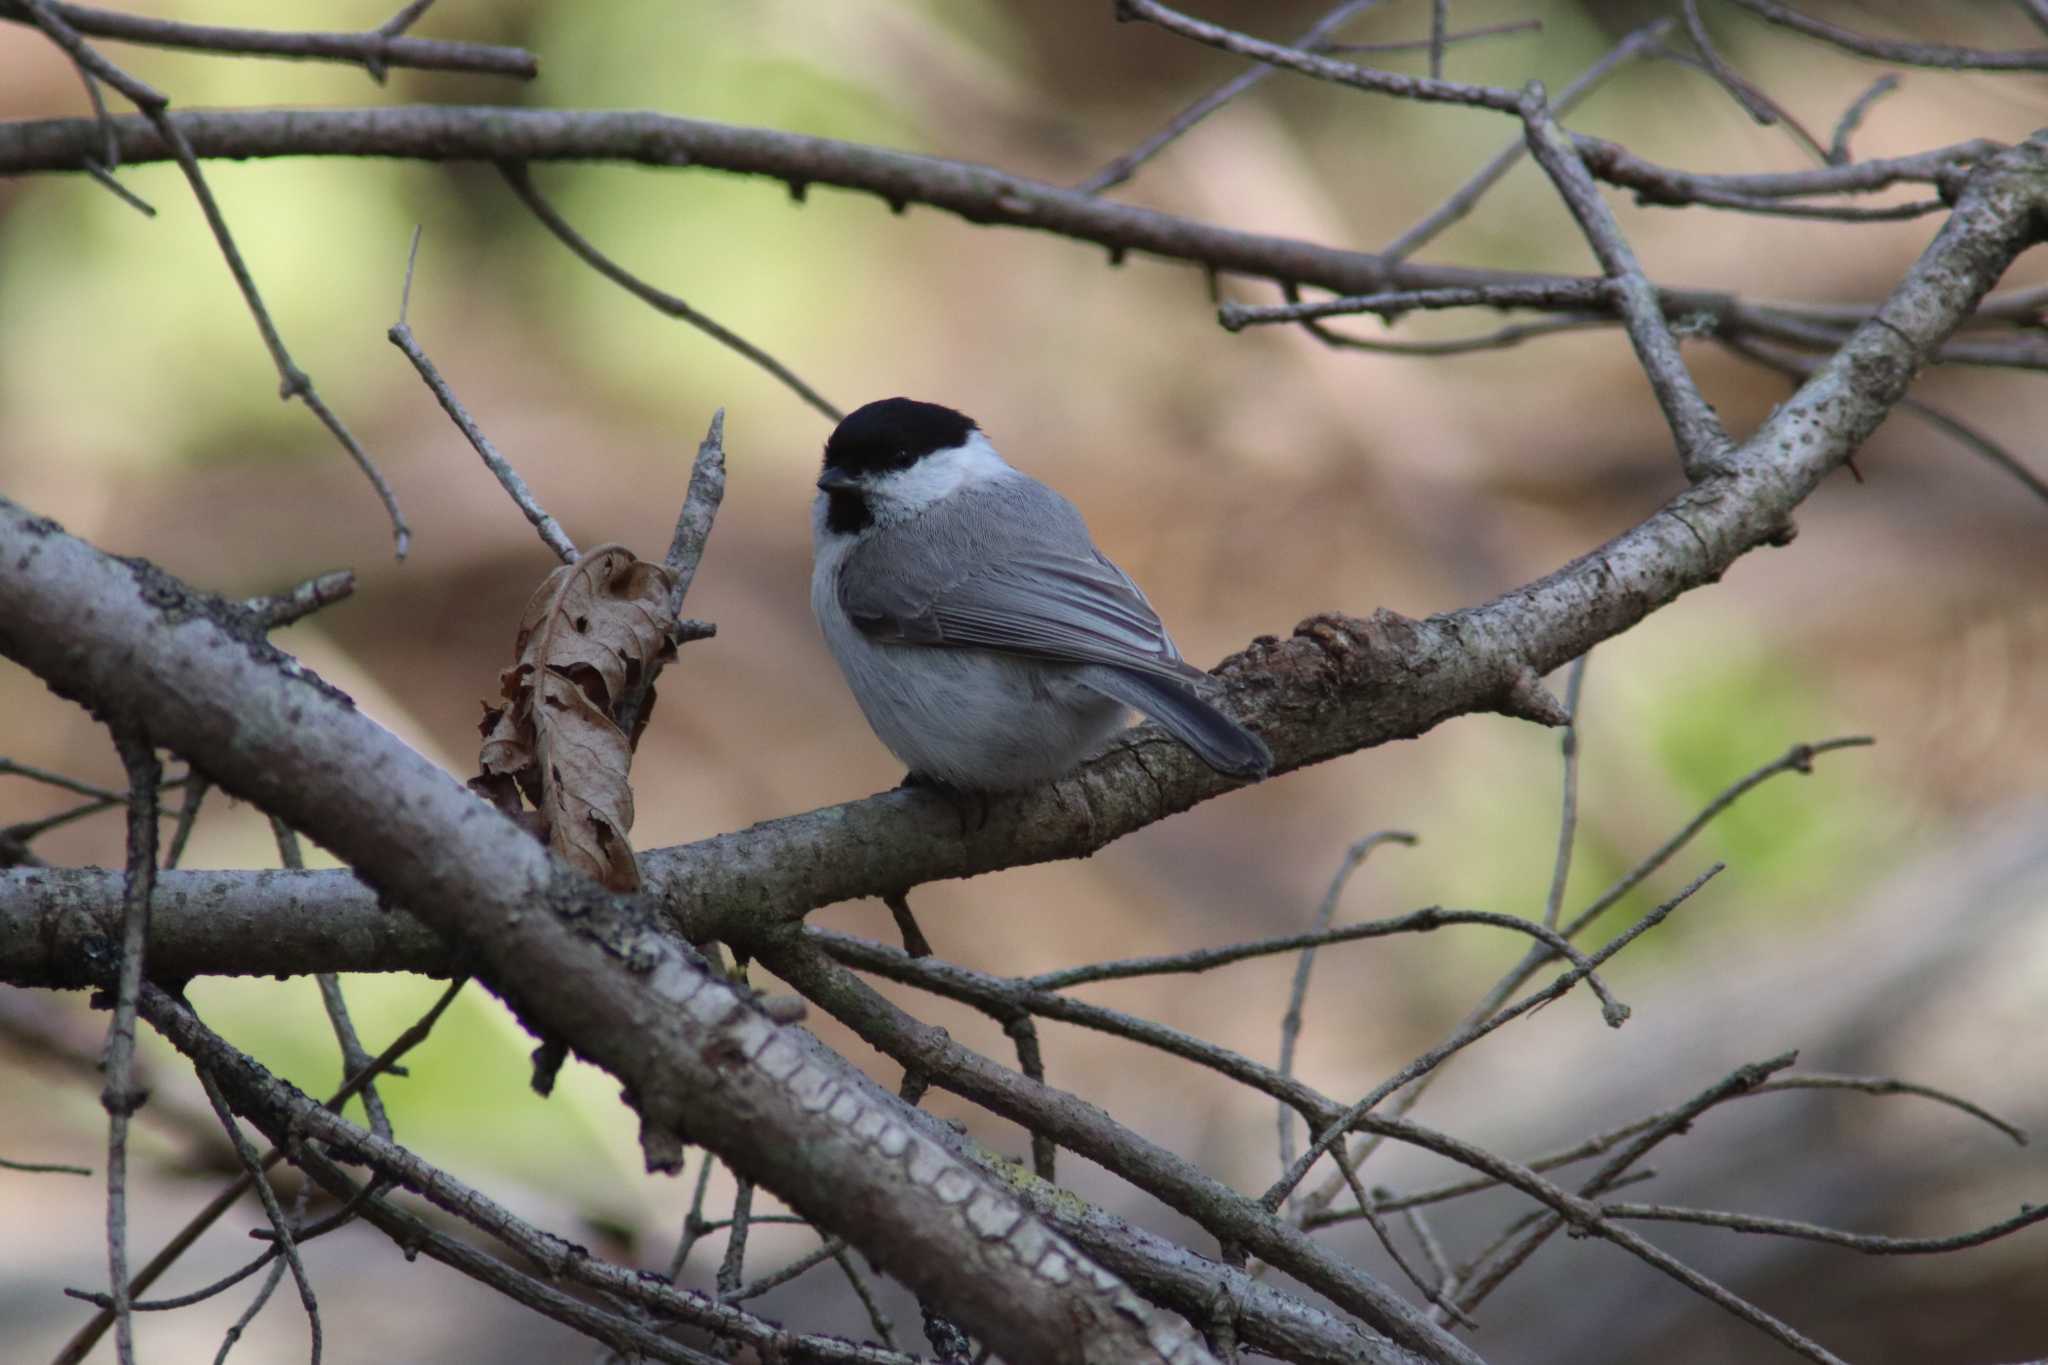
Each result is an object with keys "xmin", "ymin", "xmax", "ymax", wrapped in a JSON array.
[{"xmin": 838, "ymin": 480, "xmax": 1211, "ymax": 686}]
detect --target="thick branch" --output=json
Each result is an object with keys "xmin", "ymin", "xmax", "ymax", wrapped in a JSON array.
[{"xmin": 0, "ymin": 523, "xmax": 1214, "ymax": 1365}]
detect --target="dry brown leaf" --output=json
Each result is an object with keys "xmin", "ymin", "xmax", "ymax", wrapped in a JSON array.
[{"xmin": 470, "ymin": 544, "xmax": 677, "ymax": 891}]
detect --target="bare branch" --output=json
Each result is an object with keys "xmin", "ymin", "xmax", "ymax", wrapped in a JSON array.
[
  {"xmin": 1118, "ymin": 0, "xmax": 1522, "ymax": 113},
  {"xmin": 1679, "ymin": 0, "xmax": 1828, "ymax": 161},
  {"xmin": 1332, "ymin": 18, "xmax": 1541, "ymax": 57},
  {"xmin": 1078, "ymin": 1, "xmax": 1393, "ymax": 195},
  {"xmin": 50, "ymin": 977, "xmax": 467, "ymax": 1365},
  {"xmin": 272, "ymin": 817, "xmax": 393, "ymax": 1140},
  {"xmin": 1601, "ymin": 1199, "xmax": 2048, "ymax": 1253},
  {"xmin": 1220, "ymin": 281, "xmax": 1616, "ymax": 330},
  {"xmin": 1828, "ymin": 73, "xmax": 1901, "ymax": 165},
  {"xmin": 1721, "ymin": 336, "xmax": 2048, "ymax": 504},
  {"xmin": 14, "ymin": 3, "xmax": 411, "ymax": 556},
  {"xmin": 0, "ymin": 109, "xmax": 2027, "ymax": 369},
  {"xmin": 1518, "ymin": 83, "xmax": 1733, "ymax": 479},
  {"xmin": 98, "ymin": 729, "xmax": 158, "ymax": 1365},
  {"xmin": 1295, "ymin": 738, "xmax": 1874, "ymax": 1224},
  {"xmin": 500, "ymin": 162, "xmax": 843, "ymax": 423},
  {"xmin": 1541, "ymin": 656, "xmax": 1588, "ymax": 930},
  {"xmin": 388, "ymin": 228, "xmax": 577, "ymax": 564},
  {"xmin": 191, "ymin": 1065, "xmax": 321, "ymax": 1363},
  {"xmin": 765, "ymin": 937, "xmax": 1482, "ymax": 1365},
  {"xmin": 665, "ymin": 409, "xmax": 728, "ymax": 619},
  {"xmin": 1724, "ymin": 0, "xmax": 2048, "ymax": 71},
  {"xmin": 1277, "ymin": 831, "xmax": 1417, "ymax": 1195},
  {"xmin": 241, "ymin": 570, "xmax": 356, "ymax": 630},
  {"xmin": 1756, "ymin": 1074, "xmax": 2028, "ymax": 1146},
  {"xmin": 1, "ymin": 1155, "xmax": 93, "ymax": 1175},
  {"xmin": 0, "ymin": 0, "xmax": 538, "ymax": 77},
  {"xmin": 0, "ymin": 516, "xmax": 1218, "ymax": 1364},
  {"xmin": 1261, "ymin": 867, "xmax": 1720, "ymax": 1212},
  {"xmin": 141, "ymin": 983, "xmax": 1157, "ymax": 1365},
  {"xmin": 1381, "ymin": 19, "xmax": 1670, "ymax": 263}
]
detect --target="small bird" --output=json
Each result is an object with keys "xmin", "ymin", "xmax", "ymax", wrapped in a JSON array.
[{"xmin": 810, "ymin": 397, "xmax": 1272, "ymax": 791}]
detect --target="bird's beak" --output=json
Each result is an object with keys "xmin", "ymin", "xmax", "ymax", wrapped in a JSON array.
[{"xmin": 816, "ymin": 467, "xmax": 861, "ymax": 492}]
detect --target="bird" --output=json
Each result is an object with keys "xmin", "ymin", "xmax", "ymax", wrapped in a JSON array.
[{"xmin": 810, "ymin": 397, "xmax": 1272, "ymax": 792}]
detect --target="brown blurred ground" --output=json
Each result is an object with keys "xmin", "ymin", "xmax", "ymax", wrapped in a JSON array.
[{"xmin": 2, "ymin": 3, "xmax": 2045, "ymax": 1362}]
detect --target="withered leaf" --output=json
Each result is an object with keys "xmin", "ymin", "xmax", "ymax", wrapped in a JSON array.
[{"xmin": 470, "ymin": 544, "xmax": 677, "ymax": 891}]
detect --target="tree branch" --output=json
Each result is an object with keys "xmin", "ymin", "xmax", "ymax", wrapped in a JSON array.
[
  {"xmin": 0, "ymin": 109, "xmax": 2026, "ymax": 369},
  {"xmin": 0, "ymin": 515, "xmax": 1220, "ymax": 1365},
  {"xmin": 0, "ymin": 0, "xmax": 538, "ymax": 79},
  {"xmin": 8, "ymin": 135, "xmax": 2043, "ymax": 987}
]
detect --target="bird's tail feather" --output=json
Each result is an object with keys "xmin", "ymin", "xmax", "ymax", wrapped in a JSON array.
[{"xmin": 1085, "ymin": 667, "xmax": 1272, "ymax": 779}]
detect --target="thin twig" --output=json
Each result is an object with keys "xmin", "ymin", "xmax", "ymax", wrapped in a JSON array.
[
  {"xmin": 1078, "ymin": 0, "xmax": 1390, "ymax": 194},
  {"xmin": 1342, "ymin": 1161, "xmax": 1477, "ymax": 1328},
  {"xmin": 0, "ymin": 0, "xmax": 537, "ymax": 77},
  {"xmin": 499, "ymin": 163, "xmax": 843, "ymax": 423},
  {"xmin": 387, "ymin": 227, "xmax": 576, "ymax": 564},
  {"xmin": 193, "ymin": 1065, "xmax": 321, "ymax": 1365},
  {"xmin": 665, "ymin": 409, "xmax": 728, "ymax": 623},
  {"xmin": 65, "ymin": 1179, "xmax": 386, "ymax": 1316},
  {"xmin": 2, "ymin": 1155, "xmax": 93, "ymax": 1175},
  {"xmin": 1518, "ymin": 82, "xmax": 1733, "ymax": 479},
  {"xmin": 1329, "ymin": 18, "xmax": 1540, "ymax": 56},
  {"xmin": 99, "ymin": 729, "xmax": 158, "ymax": 1365},
  {"xmin": 1284, "ymin": 308, "xmax": 1616, "ymax": 355},
  {"xmin": 64, "ymin": 56, "xmax": 155, "ymax": 216},
  {"xmin": 1566, "ymin": 738, "xmax": 1874, "ymax": 941},
  {"xmin": 16, "ymin": 0, "xmax": 410, "ymax": 556},
  {"xmin": 1275, "ymin": 830, "xmax": 1416, "ymax": 1197},
  {"xmin": 716, "ymin": 1178, "xmax": 754, "ymax": 1300},
  {"xmin": 884, "ymin": 890, "xmax": 935, "ymax": 960},
  {"xmin": 1828, "ymin": 73, "xmax": 1900, "ymax": 165},
  {"xmin": 54, "ymin": 976, "xmax": 467, "ymax": 1365},
  {"xmin": 1120, "ymin": 0, "xmax": 1523, "ymax": 114},
  {"xmin": 1679, "ymin": 0, "xmax": 1828, "ymax": 162},
  {"xmin": 728, "ymin": 1236, "xmax": 847, "ymax": 1303},
  {"xmin": 612, "ymin": 408, "xmax": 727, "ymax": 745},
  {"xmin": 1603, "ymin": 1199, "xmax": 2048, "ymax": 1253},
  {"xmin": 0, "ymin": 757, "xmax": 127, "ymax": 803},
  {"xmin": 1221, "ymin": 279, "xmax": 1617, "ymax": 329},
  {"xmin": 1756, "ymin": 1074, "xmax": 2028, "ymax": 1146},
  {"xmin": 1428, "ymin": 0, "xmax": 1448, "ymax": 79},
  {"xmin": 1723, "ymin": 0, "xmax": 2048, "ymax": 71},
  {"xmin": 1453, "ymin": 1053, "xmax": 1803, "ymax": 1313},
  {"xmin": 832, "ymin": 1245, "xmax": 898, "ymax": 1349},
  {"xmin": 273, "ymin": 816, "xmax": 391, "ymax": 1141},
  {"xmin": 376, "ymin": 0, "xmax": 435, "ymax": 39},
  {"xmin": 242, "ymin": 571, "xmax": 356, "ymax": 630},
  {"xmin": 1274, "ymin": 14, "xmax": 1660, "ymax": 263},
  {"xmin": 1263, "ymin": 866, "xmax": 1722, "ymax": 1212},
  {"xmin": 161, "ymin": 773, "xmax": 209, "ymax": 870},
  {"xmin": 1402, "ymin": 1198, "xmax": 1464, "ymax": 1327},
  {"xmin": 1034, "ymin": 902, "xmax": 1619, "ymax": 1008},
  {"xmin": 1541, "ymin": 655, "xmax": 1588, "ymax": 930},
  {"xmin": 667, "ymin": 1148, "xmax": 720, "ymax": 1282},
  {"xmin": 1295, "ymin": 736, "xmax": 1876, "ymax": 1223}
]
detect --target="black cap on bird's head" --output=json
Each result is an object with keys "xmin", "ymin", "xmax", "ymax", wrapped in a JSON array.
[{"xmin": 818, "ymin": 398, "xmax": 978, "ymax": 491}]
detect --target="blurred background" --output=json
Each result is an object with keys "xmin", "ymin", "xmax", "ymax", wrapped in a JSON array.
[{"xmin": 1, "ymin": 2, "xmax": 2044, "ymax": 1361}]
